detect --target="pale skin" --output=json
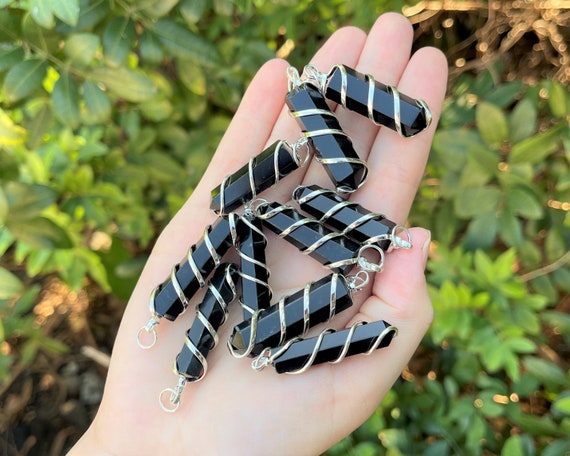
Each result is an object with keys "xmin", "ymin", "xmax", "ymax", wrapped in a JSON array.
[{"xmin": 69, "ymin": 12, "xmax": 448, "ymax": 456}]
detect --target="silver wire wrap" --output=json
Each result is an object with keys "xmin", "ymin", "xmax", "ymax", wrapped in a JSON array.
[
  {"xmin": 137, "ymin": 220, "xmax": 234, "ymax": 350},
  {"xmin": 251, "ymin": 321, "xmax": 398, "ymax": 374},
  {"xmin": 216, "ymin": 138, "xmax": 311, "ymax": 215},
  {"xmin": 236, "ymin": 214, "xmax": 273, "ymax": 316},
  {"xmin": 252, "ymin": 200, "xmax": 359, "ymax": 271},
  {"xmin": 294, "ymin": 185, "xmax": 413, "ymax": 251},
  {"xmin": 227, "ymin": 273, "xmax": 345, "ymax": 359},
  {"xmin": 160, "ymin": 264, "xmax": 237, "ymax": 412},
  {"xmin": 287, "ymin": 67, "xmax": 369, "ymax": 194},
  {"xmin": 303, "ymin": 64, "xmax": 433, "ymax": 138}
]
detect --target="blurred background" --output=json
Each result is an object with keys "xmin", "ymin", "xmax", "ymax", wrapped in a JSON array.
[{"xmin": 0, "ymin": 0, "xmax": 568, "ymax": 454}]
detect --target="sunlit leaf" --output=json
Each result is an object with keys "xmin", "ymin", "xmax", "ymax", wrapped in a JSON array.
[
  {"xmin": 548, "ymin": 81, "xmax": 568, "ymax": 119},
  {"xmin": 140, "ymin": 0, "xmax": 179, "ymax": 18},
  {"xmin": 0, "ymin": 266, "xmax": 24, "ymax": 299},
  {"xmin": 64, "ymin": 33, "xmax": 100, "ymax": 65},
  {"xmin": 0, "ymin": 107, "xmax": 27, "ymax": 146},
  {"xmin": 90, "ymin": 67, "xmax": 156, "ymax": 102},
  {"xmin": 51, "ymin": 71, "xmax": 80, "ymax": 129},
  {"xmin": 3, "ymin": 58, "xmax": 48, "ymax": 103},
  {"xmin": 476, "ymin": 102, "xmax": 509, "ymax": 148}
]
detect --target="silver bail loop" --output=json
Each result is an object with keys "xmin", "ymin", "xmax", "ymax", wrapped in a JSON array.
[
  {"xmin": 159, "ymin": 375, "xmax": 187, "ymax": 413},
  {"xmin": 137, "ymin": 316, "xmax": 159, "ymax": 349},
  {"xmin": 287, "ymin": 66, "xmax": 303, "ymax": 92},
  {"xmin": 302, "ymin": 64, "xmax": 327, "ymax": 92}
]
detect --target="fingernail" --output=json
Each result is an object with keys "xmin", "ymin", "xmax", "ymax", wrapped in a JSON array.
[{"xmin": 421, "ymin": 229, "xmax": 432, "ymax": 267}]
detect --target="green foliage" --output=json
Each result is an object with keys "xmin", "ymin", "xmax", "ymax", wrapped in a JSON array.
[
  {"xmin": 329, "ymin": 67, "xmax": 570, "ymax": 455},
  {"xmin": 0, "ymin": 1, "xmax": 568, "ymax": 454}
]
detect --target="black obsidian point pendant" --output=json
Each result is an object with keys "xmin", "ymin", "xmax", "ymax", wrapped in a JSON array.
[
  {"xmin": 293, "ymin": 184, "xmax": 411, "ymax": 252},
  {"xmin": 315, "ymin": 64, "xmax": 432, "ymax": 137},
  {"xmin": 255, "ymin": 201, "xmax": 361, "ymax": 274},
  {"xmin": 211, "ymin": 140, "xmax": 306, "ymax": 215},
  {"xmin": 286, "ymin": 83, "xmax": 367, "ymax": 193},
  {"xmin": 237, "ymin": 214, "xmax": 272, "ymax": 319},
  {"xmin": 228, "ymin": 273, "xmax": 353, "ymax": 358},
  {"xmin": 253, "ymin": 320, "xmax": 397, "ymax": 374},
  {"xmin": 137, "ymin": 216, "xmax": 242, "ymax": 349}
]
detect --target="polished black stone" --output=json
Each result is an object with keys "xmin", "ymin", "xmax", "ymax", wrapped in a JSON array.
[
  {"xmin": 152, "ymin": 216, "xmax": 239, "ymax": 321},
  {"xmin": 293, "ymin": 185, "xmax": 397, "ymax": 251},
  {"xmin": 229, "ymin": 274, "xmax": 352, "ymax": 357},
  {"xmin": 325, "ymin": 65, "xmax": 429, "ymax": 137},
  {"xmin": 239, "ymin": 215, "xmax": 271, "ymax": 318},
  {"xmin": 175, "ymin": 264, "xmax": 238, "ymax": 380},
  {"xmin": 258, "ymin": 202, "xmax": 359, "ymax": 274},
  {"xmin": 211, "ymin": 141, "xmax": 299, "ymax": 214},
  {"xmin": 272, "ymin": 320, "xmax": 396, "ymax": 374},
  {"xmin": 286, "ymin": 85, "xmax": 365, "ymax": 193}
]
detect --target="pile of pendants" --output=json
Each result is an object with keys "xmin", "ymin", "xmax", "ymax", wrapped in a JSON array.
[{"xmin": 136, "ymin": 63, "xmax": 432, "ymax": 412}]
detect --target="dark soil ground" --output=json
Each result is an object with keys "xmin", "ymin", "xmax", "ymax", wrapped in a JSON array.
[{"xmin": 1, "ymin": 2, "xmax": 568, "ymax": 455}]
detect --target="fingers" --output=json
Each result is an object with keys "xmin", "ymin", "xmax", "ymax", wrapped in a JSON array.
[{"xmin": 353, "ymin": 47, "xmax": 448, "ymax": 222}]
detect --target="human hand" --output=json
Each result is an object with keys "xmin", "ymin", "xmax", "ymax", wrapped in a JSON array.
[{"xmin": 69, "ymin": 12, "xmax": 447, "ymax": 456}]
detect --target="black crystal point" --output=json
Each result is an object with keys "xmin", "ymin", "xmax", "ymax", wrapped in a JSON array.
[
  {"xmin": 286, "ymin": 84, "xmax": 366, "ymax": 193},
  {"xmin": 152, "ymin": 216, "xmax": 240, "ymax": 321},
  {"xmin": 324, "ymin": 64, "xmax": 431, "ymax": 137},
  {"xmin": 257, "ymin": 202, "xmax": 360, "ymax": 274},
  {"xmin": 175, "ymin": 263, "xmax": 238, "ymax": 381},
  {"xmin": 239, "ymin": 215, "xmax": 272, "ymax": 318},
  {"xmin": 293, "ymin": 185, "xmax": 397, "ymax": 251},
  {"xmin": 229, "ymin": 273, "xmax": 353, "ymax": 357},
  {"xmin": 210, "ymin": 140, "xmax": 299, "ymax": 215},
  {"xmin": 272, "ymin": 320, "xmax": 397, "ymax": 374}
]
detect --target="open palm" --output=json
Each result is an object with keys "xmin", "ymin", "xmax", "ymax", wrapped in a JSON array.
[{"xmin": 70, "ymin": 13, "xmax": 447, "ymax": 456}]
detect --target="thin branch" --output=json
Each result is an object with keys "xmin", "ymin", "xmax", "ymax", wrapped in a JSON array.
[{"xmin": 520, "ymin": 250, "xmax": 570, "ymax": 282}]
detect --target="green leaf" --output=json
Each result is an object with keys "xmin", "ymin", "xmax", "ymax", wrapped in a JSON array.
[
  {"xmin": 501, "ymin": 435, "xmax": 525, "ymax": 456},
  {"xmin": 64, "ymin": 33, "xmax": 100, "ymax": 65},
  {"xmin": 30, "ymin": 0, "xmax": 55, "ymax": 28},
  {"xmin": 102, "ymin": 16, "xmax": 137, "ymax": 68},
  {"xmin": 0, "ymin": 187, "xmax": 7, "ymax": 225},
  {"xmin": 178, "ymin": 59, "xmax": 207, "ymax": 95},
  {"xmin": 140, "ymin": 0, "xmax": 179, "ymax": 18},
  {"xmin": 150, "ymin": 18, "xmax": 221, "ymax": 66},
  {"xmin": 463, "ymin": 211, "xmax": 498, "ymax": 250},
  {"xmin": 549, "ymin": 81, "xmax": 568, "ymax": 119},
  {"xmin": 6, "ymin": 217, "xmax": 73, "ymax": 249},
  {"xmin": 0, "ymin": 45, "xmax": 25, "ymax": 73},
  {"xmin": 179, "ymin": 0, "xmax": 207, "ymax": 24},
  {"xmin": 47, "ymin": 0, "xmax": 80, "ymax": 26},
  {"xmin": 0, "ymin": 267, "xmax": 24, "ymax": 299},
  {"xmin": 510, "ymin": 98, "xmax": 537, "ymax": 144},
  {"xmin": 82, "ymin": 80, "xmax": 111, "ymax": 123},
  {"xmin": 476, "ymin": 102, "xmax": 509, "ymax": 148},
  {"xmin": 55, "ymin": 0, "xmax": 110, "ymax": 33},
  {"xmin": 90, "ymin": 67, "xmax": 156, "ymax": 102},
  {"xmin": 507, "ymin": 187, "xmax": 543, "ymax": 220},
  {"xmin": 3, "ymin": 59, "xmax": 48, "ymax": 103},
  {"xmin": 4, "ymin": 182, "xmax": 57, "ymax": 220},
  {"xmin": 0, "ymin": 107, "xmax": 27, "ymax": 146},
  {"xmin": 509, "ymin": 124, "xmax": 564, "ymax": 165},
  {"xmin": 553, "ymin": 394, "xmax": 570, "ymax": 417},
  {"xmin": 498, "ymin": 210, "xmax": 523, "ymax": 248},
  {"xmin": 51, "ymin": 71, "xmax": 80, "ymax": 129},
  {"xmin": 139, "ymin": 30, "xmax": 163, "ymax": 65},
  {"xmin": 523, "ymin": 357, "xmax": 568, "ymax": 387},
  {"xmin": 432, "ymin": 129, "xmax": 479, "ymax": 172},
  {"xmin": 505, "ymin": 337, "xmax": 536, "ymax": 354},
  {"xmin": 0, "ymin": 9, "xmax": 22, "ymax": 42},
  {"xmin": 454, "ymin": 185, "xmax": 501, "ymax": 218},
  {"xmin": 24, "ymin": 99, "xmax": 54, "ymax": 149}
]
